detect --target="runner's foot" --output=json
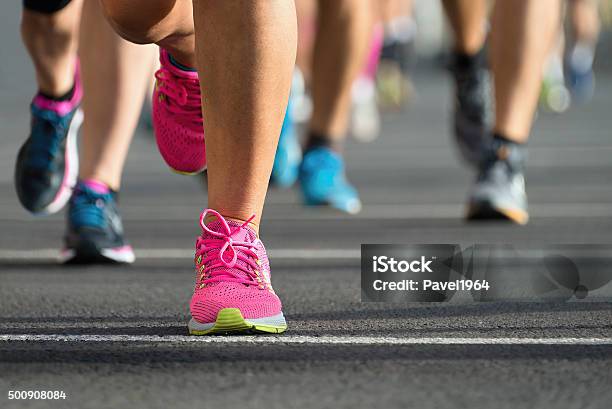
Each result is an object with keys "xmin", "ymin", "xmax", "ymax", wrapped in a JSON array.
[
  {"xmin": 61, "ymin": 180, "xmax": 134, "ymax": 264},
  {"xmin": 15, "ymin": 65, "xmax": 83, "ymax": 214},
  {"xmin": 152, "ymin": 49, "xmax": 205, "ymax": 175},
  {"xmin": 449, "ymin": 48, "xmax": 492, "ymax": 167},
  {"xmin": 271, "ymin": 99, "xmax": 301, "ymax": 188},
  {"xmin": 299, "ymin": 146, "xmax": 362, "ymax": 215},
  {"xmin": 189, "ymin": 209, "xmax": 286, "ymax": 335},
  {"xmin": 467, "ymin": 138, "xmax": 529, "ymax": 225},
  {"xmin": 566, "ymin": 43, "xmax": 596, "ymax": 104}
]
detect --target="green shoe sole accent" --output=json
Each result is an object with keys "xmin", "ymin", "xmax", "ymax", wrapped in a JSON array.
[{"xmin": 189, "ymin": 308, "xmax": 287, "ymax": 336}]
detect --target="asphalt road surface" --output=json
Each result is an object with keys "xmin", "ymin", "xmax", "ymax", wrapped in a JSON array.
[{"xmin": 1, "ymin": 4, "xmax": 612, "ymax": 409}]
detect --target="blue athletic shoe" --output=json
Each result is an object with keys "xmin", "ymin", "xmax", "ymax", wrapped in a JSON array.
[
  {"xmin": 567, "ymin": 65, "xmax": 595, "ymax": 105},
  {"xmin": 60, "ymin": 182, "xmax": 135, "ymax": 264},
  {"xmin": 566, "ymin": 44, "xmax": 596, "ymax": 104},
  {"xmin": 299, "ymin": 147, "xmax": 362, "ymax": 215},
  {"xmin": 271, "ymin": 100, "xmax": 301, "ymax": 188},
  {"xmin": 15, "ymin": 93, "xmax": 83, "ymax": 215}
]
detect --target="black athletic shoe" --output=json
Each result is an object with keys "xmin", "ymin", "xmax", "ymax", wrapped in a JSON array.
[
  {"xmin": 449, "ymin": 49, "xmax": 492, "ymax": 167},
  {"xmin": 60, "ymin": 182, "xmax": 135, "ymax": 264},
  {"xmin": 467, "ymin": 140, "xmax": 529, "ymax": 225}
]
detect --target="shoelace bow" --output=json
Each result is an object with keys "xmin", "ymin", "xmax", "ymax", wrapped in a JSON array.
[
  {"xmin": 194, "ymin": 210, "xmax": 262, "ymax": 287},
  {"xmin": 155, "ymin": 68, "xmax": 203, "ymax": 127}
]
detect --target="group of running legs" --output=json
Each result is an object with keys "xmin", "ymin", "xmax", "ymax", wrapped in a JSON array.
[{"xmin": 15, "ymin": 0, "xmax": 600, "ymax": 334}]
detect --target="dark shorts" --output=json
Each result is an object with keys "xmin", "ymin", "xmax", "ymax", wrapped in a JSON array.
[{"xmin": 23, "ymin": 0, "xmax": 72, "ymax": 14}]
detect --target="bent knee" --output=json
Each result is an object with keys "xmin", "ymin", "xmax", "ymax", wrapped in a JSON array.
[{"xmin": 99, "ymin": 0, "xmax": 174, "ymax": 44}]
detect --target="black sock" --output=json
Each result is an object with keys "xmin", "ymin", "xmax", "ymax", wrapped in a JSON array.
[
  {"xmin": 493, "ymin": 132, "xmax": 525, "ymax": 146},
  {"xmin": 38, "ymin": 83, "xmax": 75, "ymax": 102},
  {"xmin": 492, "ymin": 133, "xmax": 527, "ymax": 169},
  {"xmin": 305, "ymin": 130, "xmax": 343, "ymax": 153},
  {"xmin": 453, "ymin": 46, "xmax": 486, "ymax": 71}
]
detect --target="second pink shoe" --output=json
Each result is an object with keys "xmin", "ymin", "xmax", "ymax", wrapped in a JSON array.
[{"xmin": 152, "ymin": 49, "xmax": 206, "ymax": 174}]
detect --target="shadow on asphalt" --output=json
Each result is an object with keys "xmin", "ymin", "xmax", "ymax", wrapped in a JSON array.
[
  {"xmin": 1, "ymin": 343, "xmax": 611, "ymax": 364},
  {"xmin": 288, "ymin": 302, "xmax": 612, "ymax": 321},
  {"xmin": 2, "ymin": 323, "xmax": 610, "ymax": 337}
]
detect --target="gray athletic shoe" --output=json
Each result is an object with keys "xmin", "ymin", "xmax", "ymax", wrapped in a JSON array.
[
  {"xmin": 450, "ymin": 50, "xmax": 492, "ymax": 167},
  {"xmin": 466, "ymin": 140, "xmax": 529, "ymax": 225}
]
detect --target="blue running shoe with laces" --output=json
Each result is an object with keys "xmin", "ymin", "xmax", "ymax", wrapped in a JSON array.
[
  {"xmin": 60, "ymin": 181, "xmax": 135, "ymax": 264},
  {"xmin": 271, "ymin": 98, "xmax": 302, "ymax": 188},
  {"xmin": 15, "ymin": 78, "xmax": 83, "ymax": 215},
  {"xmin": 299, "ymin": 147, "xmax": 362, "ymax": 215}
]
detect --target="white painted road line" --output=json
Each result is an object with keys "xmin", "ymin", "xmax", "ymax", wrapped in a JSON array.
[
  {"xmin": 0, "ymin": 248, "xmax": 360, "ymax": 260},
  {"xmin": 1, "ymin": 335, "xmax": 611, "ymax": 345}
]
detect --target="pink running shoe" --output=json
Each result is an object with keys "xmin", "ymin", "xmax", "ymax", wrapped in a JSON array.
[
  {"xmin": 152, "ymin": 49, "xmax": 206, "ymax": 175},
  {"xmin": 188, "ymin": 209, "xmax": 287, "ymax": 335}
]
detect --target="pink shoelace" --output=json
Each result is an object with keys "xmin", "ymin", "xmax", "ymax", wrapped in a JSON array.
[
  {"xmin": 155, "ymin": 67, "xmax": 203, "ymax": 128},
  {"xmin": 194, "ymin": 210, "xmax": 262, "ymax": 288}
]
